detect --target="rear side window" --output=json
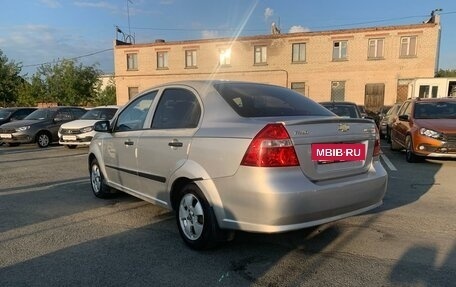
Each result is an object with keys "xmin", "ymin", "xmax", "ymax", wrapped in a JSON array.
[
  {"xmin": 151, "ymin": 88, "xmax": 201, "ymax": 129},
  {"xmin": 214, "ymin": 83, "xmax": 333, "ymax": 117}
]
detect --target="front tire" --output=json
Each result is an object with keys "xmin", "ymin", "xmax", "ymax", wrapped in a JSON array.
[
  {"xmin": 176, "ymin": 183, "xmax": 223, "ymax": 250},
  {"xmin": 405, "ymin": 135, "xmax": 421, "ymax": 163},
  {"xmin": 90, "ymin": 159, "xmax": 112, "ymax": 198},
  {"xmin": 36, "ymin": 132, "xmax": 51, "ymax": 148}
]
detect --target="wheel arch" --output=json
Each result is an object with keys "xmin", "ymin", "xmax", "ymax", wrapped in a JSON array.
[
  {"xmin": 34, "ymin": 129, "xmax": 52, "ymax": 142},
  {"xmin": 168, "ymin": 160, "xmax": 224, "ymax": 220}
]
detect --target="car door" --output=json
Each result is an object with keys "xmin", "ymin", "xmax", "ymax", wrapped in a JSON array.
[
  {"xmin": 392, "ymin": 101, "xmax": 412, "ymax": 147},
  {"xmin": 135, "ymin": 87, "xmax": 202, "ymax": 206},
  {"xmin": 51, "ymin": 108, "xmax": 74, "ymax": 139},
  {"xmin": 102, "ymin": 91, "xmax": 156, "ymax": 193}
]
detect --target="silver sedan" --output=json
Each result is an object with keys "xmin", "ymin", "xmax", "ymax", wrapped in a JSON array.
[{"xmin": 88, "ymin": 80, "xmax": 387, "ymax": 249}]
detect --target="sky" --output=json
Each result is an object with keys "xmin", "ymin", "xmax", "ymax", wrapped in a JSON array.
[{"xmin": 1, "ymin": 0, "xmax": 456, "ymax": 77}]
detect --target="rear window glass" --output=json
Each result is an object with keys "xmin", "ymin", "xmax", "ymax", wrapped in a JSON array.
[
  {"xmin": 214, "ymin": 83, "xmax": 333, "ymax": 117},
  {"xmin": 320, "ymin": 103, "xmax": 361, "ymax": 118}
]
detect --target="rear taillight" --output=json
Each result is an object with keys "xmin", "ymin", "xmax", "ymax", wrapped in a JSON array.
[
  {"xmin": 373, "ymin": 126, "xmax": 381, "ymax": 157},
  {"xmin": 241, "ymin": 123, "xmax": 299, "ymax": 167}
]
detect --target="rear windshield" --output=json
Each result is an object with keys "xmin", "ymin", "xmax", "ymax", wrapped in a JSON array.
[
  {"xmin": 320, "ymin": 103, "xmax": 361, "ymax": 118},
  {"xmin": 81, "ymin": 108, "xmax": 118, "ymax": 120},
  {"xmin": 414, "ymin": 102, "xmax": 456, "ymax": 119},
  {"xmin": 214, "ymin": 83, "xmax": 333, "ymax": 117}
]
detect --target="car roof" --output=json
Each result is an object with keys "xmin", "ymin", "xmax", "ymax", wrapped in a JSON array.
[
  {"xmin": 409, "ymin": 97, "xmax": 456, "ymax": 103},
  {"xmin": 319, "ymin": 101, "xmax": 358, "ymax": 106}
]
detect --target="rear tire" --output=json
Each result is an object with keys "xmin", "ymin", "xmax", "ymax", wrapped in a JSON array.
[
  {"xmin": 65, "ymin": 145, "xmax": 77, "ymax": 149},
  {"xmin": 386, "ymin": 126, "xmax": 392, "ymax": 143},
  {"xmin": 176, "ymin": 183, "xmax": 228, "ymax": 250},
  {"xmin": 90, "ymin": 158, "xmax": 112, "ymax": 198}
]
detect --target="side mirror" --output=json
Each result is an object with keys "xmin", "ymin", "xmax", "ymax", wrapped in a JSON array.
[
  {"xmin": 398, "ymin": 114, "xmax": 409, "ymax": 121},
  {"xmin": 94, "ymin": 120, "xmax": 111, "ymax": 132}
]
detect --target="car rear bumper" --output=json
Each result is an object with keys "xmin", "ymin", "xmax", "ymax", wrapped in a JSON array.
[{"xmin": 206, "ymin": 160, "xmax": 387, "ymax": 233}]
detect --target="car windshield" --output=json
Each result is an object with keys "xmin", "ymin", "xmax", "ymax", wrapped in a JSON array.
[
  {"xmin": 80, "ymin": 108, "xmax": 118, "ymax": 120},
  {"xmin": 0, "ymin": 109, "xmax": 13, "ymax": 119},
  {"xmin": 321, "ymin": 104, "xmax": 361, "ymax": 118},
  {"xmin": 24, "ymin": 109, "xmax": 54, "ymax": 120},
  {"xmin": 414, "ymin": 102, "xmax": 456, "ymax": 119},
  {"xmin": 214, "ymin": 83, "xmax": 334, "ymax": 117}
]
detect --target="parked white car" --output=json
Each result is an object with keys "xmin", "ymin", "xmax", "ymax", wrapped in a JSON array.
[{"xmin": 59, "ymin": 105, "xmax": 119, "ymax": 148}]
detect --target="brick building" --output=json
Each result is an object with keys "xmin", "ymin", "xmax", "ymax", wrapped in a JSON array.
[{"xmin": 113, "ymin": 15, "xmax": 441, "ymax": 111}]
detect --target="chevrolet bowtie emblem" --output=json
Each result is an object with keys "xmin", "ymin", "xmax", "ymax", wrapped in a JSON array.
[{"xmin": 338, "ymin": 123, "xmax": 350, "ymax": 132}]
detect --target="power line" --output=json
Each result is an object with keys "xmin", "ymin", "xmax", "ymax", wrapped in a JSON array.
[
  {"xmin": 22, "ymin": 48, "xmax": 113, "ymax": 68},
  {"xmin": 21, "ymin": 10, "xmax": 455, "ymax": 70},
  {"xmin": 119, "ymin": 11, "xmax": 456, "ymax": 33}
]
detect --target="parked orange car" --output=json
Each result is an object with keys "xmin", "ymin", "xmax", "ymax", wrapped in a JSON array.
[{"xmin": 390, "ymin": 97, "xmax": 456, "ymax": 162}]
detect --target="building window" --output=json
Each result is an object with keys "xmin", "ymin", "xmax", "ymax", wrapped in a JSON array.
[
  {"xmin": 219, "ymin": 49, "xmax": 231, "ymax": 66},
  {"xmin": 400, "ymin": 36, "xmax": 417, "ymax": 57},
  {"xmin": 292, "ymin": 43, "xmax": 306, "ymax": 63},
  {"xmin": 126, "ymin": 53, "xmax": 138, "ymax": 70},
  {"xmin": 291, "ymin": 82, "xmax": 306, "ymax": 95},
  {"xmin": 157, "ymin": 51, "xmax": 169, "ymax": 69},
  {"xmin": 185, "ymin": 50, "xmax": 197, "ymax": 68},
  {"xmin": 331, "ymin": 81, "xmax": 345, "ymax": 101},
  {"xmin": 128, "ymin": 87, "xmax": 139, "ymax": 100},
  {"xmin": 254, "ymin": 45, "xmax": 267, "ymax": 64},
  {"xmin": 368, "ymin": 38, "xmax": 384, "ymax": 59},
  {"xmin": 332, "ymin": 41, "xmax": 347, "ymax": 60}
]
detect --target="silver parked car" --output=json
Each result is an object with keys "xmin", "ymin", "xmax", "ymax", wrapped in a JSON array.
[{"xmin": 88, "ymin": 80, "xmax": 387, "ymax": 249}]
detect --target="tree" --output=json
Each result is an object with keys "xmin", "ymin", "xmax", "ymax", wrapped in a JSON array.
[
  {"xmin": 0, "ymin": 49, "xmax": 23, "ymax": 107},
  {"xmin": 91, "ymin": 77, "xmax": 117, "ymax": 106},
  {"xmin": 435, "ymin": 69, "xmax": 456, "ymax": 77},
  {"xmin": 33, "ymin": 59, "xmax": 102, "ymax": 106}
]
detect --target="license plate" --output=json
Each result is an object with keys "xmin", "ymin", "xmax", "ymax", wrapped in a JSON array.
[
  {"xmin": 0, "ymin": 134, "xmax": 12, "ymax": 139},
  {"xmin": 311, "ymin": 143, "xmax": 366, "ymax": 162},
  {"xmin": 62, "ymin": 135, "xmax": 77, "ymax": 141}
]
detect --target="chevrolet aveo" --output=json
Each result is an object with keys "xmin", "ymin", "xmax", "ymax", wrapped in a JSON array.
[{"xmin": 88, "ymin": 81, "xmax": 387, "ymax": 249}]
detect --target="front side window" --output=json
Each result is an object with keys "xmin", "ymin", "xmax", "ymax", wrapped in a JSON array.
[
  {"xmin": 185, "ymin": 50, "xmax": 197, "ymax": 68},
  {"xmin": 332, "ymin": 41, "xmax": 347, "ymax": 60},
  {"xmin": 254, "ymin": 45, "xmax": 267, "ymax": 64},
  {"xmin": 151, "ymin": 88, "xmax": 201, "ymax": 129},
  {"xmin": 115, "ymin": 91, "xmax": 156, "ymax": 132},
  {"xmin": 55, "ymin": 109, "xmax": 73, "ymax": 121},
  {"xmin": 126, "ymin": 53, "xmax": 138, "ymax": 70},
  {"xmin": 368, "ymin": 38, "xmax": 384, "ymax": 59},
  {"xmin": 157, "ymin": 51, "xmax": 169, "ymax": 69},
  {"xmin": 400, "ymin": 36, "xmax": 417, "ymax": 57},
  {"xmin": 292, "ymin": 43, "xmax": 306, "ymax": 62}
]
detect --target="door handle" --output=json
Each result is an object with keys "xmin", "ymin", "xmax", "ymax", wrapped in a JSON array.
[
  {"xmin": 124, "ymin": 140, "xmax": 134, "ymax": 146},
  {"xmin": 168, "ymin": 140, "xmax": 183, "ymax": 147}
]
